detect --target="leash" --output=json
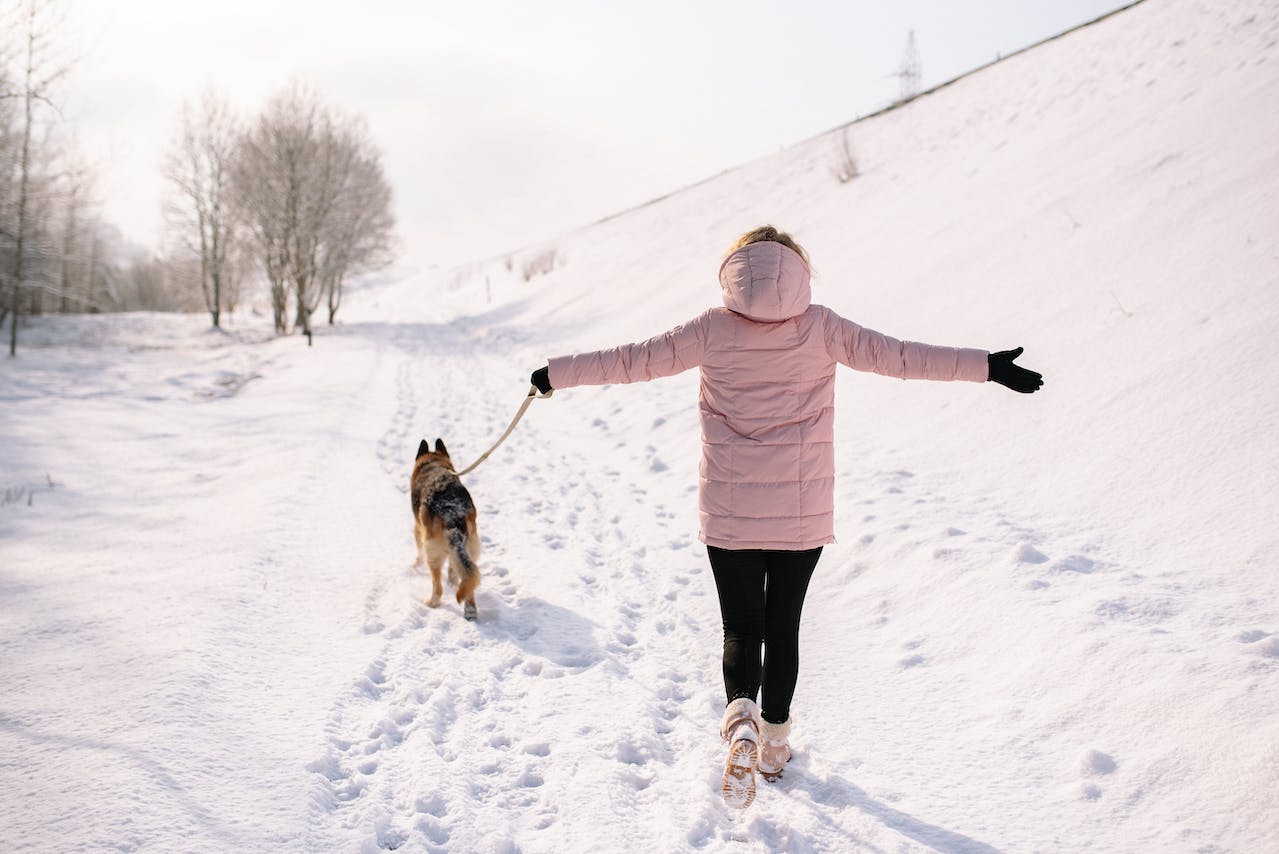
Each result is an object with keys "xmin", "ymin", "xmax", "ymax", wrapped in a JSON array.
[{"xmin": 455, "ymin": 385, "xmax": 552, "ymax": 477}]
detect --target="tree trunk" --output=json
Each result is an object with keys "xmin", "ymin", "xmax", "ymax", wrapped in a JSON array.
[
  {"xmin": 59, "ymin": 203, "xmax": 74, "ymax": 313},
  {"xmin": 10, "ymin": 40, "xmax": 35, "ymax": 356},
  {"xmin": 85, "ymin": 234, "xmax": 100, "ymax": 313},
  {"xmin": 326, "ymin": 270, "xmax": 343, "ymax": 324}
]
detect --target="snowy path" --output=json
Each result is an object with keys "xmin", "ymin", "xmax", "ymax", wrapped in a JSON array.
[
  {"xmin": 287, "ymin": 308, "xmax": 1024, "ymax": 852},
  {"xmin": 222, "ymin": 303, "xmax": 989, "ymax": 852},
  {"xmin": 309, "ymin": 323, "xmax": 789, "ymax": 849}
]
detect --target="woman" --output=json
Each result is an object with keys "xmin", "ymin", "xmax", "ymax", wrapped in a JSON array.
[{"xmin": 530, "ymin": 225, "xmax": 1042, "ymax": 808}]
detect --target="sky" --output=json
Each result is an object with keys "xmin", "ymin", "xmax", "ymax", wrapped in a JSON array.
[{"xmin": 56, "ymin": 0, "xmax": 1135, "ymax": 271}]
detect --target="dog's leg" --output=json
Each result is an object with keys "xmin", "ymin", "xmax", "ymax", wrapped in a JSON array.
[
  {"xmin": 459, "ymin": 585, "xmax": 478, "ymax": 621},
  {"xmin": 413, "ymin": 521, "xmax": 426, "ymax": 568},
  {"xmin": 467, "ymin": 525, "xmax": 482, "ymax": 566},
  {"xmin": 425, "ymin": 537, "xmax": 447, "ymax": 608},
  {"xmin": 457, "ymin": 520, "xmax": 482, "ymax": 622}
]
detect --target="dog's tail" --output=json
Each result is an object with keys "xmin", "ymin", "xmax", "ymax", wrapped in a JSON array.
[{"xmin": 446, "ymin": 521, "xmax": 479, "ymax": 605}]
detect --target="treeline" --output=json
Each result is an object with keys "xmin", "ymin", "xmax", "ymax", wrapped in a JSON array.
[{"xmin": 1, "ymin": 1, "xmax": 395, "ymax": 355}]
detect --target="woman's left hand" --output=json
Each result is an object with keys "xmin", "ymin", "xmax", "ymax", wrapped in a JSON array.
[{"xmin": 987, "ymin": 347, "xmax": 1043, "ymax": 393}]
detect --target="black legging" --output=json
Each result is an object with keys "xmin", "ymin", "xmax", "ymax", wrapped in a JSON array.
[{"xmin": 707, "ymin": 545, "xmax": 822, "ymax": 725}]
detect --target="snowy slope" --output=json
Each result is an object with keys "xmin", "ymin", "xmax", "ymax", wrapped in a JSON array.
[{"xmin": 3, "ymin": 0, "xmax": 1278, "ymax": 851}]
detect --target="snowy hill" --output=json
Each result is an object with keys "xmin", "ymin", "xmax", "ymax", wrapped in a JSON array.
[{"xmin": 3, "ymin": 0, "xmax": 1278, "ymax": 851}]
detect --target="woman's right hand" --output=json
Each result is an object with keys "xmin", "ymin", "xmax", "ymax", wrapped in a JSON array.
[{"xmin": 531, "ymin": 366, "xmax": 553, "ymax": 394}]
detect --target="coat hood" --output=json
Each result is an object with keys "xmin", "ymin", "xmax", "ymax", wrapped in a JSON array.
[{"xmin": 718, "ymin": 241, "xmax": 812, "ymax": 322}]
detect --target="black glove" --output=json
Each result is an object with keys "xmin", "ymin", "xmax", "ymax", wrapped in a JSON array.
[
  {"xmin": 531, "ymin": 366, "xmax": 553, "ymax": 395},
  {"xmin": 987, "ymin": 347, "xmax": 1043, "ymax": 393}
]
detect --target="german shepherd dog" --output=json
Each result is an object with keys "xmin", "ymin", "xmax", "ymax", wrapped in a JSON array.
[{"xmin": 411, "ymin": 439, "xmax": 481, "ymax": 620}]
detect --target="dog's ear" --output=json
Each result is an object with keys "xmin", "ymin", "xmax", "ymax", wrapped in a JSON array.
[
  {"xmin": 416, "ymin": 439, "xmax": 430, "ymax": 459},
  {"xmin": 434, "ymin": 438, "xmax": 449, "ymax": 457}
]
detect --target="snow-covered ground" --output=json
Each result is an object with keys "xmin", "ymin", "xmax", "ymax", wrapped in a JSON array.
[{"xmin": 3, "ymin": 0, "xmax": 1278, "ymax": 851}]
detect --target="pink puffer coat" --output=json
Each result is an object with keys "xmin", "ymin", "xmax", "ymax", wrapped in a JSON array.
[{"xmin": 547, "ymin": 241, "xmax": 989, "ymax": 550}]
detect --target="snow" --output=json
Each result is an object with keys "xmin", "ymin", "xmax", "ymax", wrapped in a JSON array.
[{"xmin": 3, "ymin": 0, "xmax": 1278, "ymax": 850}]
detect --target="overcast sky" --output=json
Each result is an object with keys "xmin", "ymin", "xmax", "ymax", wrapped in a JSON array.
[{"xmin": 60, "ymin": 0, "xmax": 1132, "ymax": 270}]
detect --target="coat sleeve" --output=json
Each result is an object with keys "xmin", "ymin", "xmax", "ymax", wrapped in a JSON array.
[
  {"xmin": 547, "ymin": 310, "xmax": 710, "ymax": 390},
  {"xmin": 819, "ymin": 306, "xmax": 989, "ymax": 382}
]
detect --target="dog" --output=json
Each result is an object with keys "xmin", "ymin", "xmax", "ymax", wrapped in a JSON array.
[{"xmin": 411, "ymin": 438, "xmax": 481, "ymax": 620}]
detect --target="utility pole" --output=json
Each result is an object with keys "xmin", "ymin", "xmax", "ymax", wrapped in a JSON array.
[{"xmin": 898, "ymin": 29, "xmax": 922, "ymax": 102}]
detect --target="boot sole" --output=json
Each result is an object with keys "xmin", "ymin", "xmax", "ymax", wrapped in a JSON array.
[{"xmin": 721, "ymin": 739, "xmax": 758, "ymax": 809}]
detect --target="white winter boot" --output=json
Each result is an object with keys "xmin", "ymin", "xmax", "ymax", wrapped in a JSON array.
[
  {"xmin": 719, "ymin": 698, "xmax": 760, "ymax": 808},
  {"xmin": 757, "ymin": 717, "xmax": 792, "ymax": 782}
]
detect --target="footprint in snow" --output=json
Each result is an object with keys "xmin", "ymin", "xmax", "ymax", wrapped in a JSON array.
[
  {"xmin": 413, "ymin": 816, "xmax": 451, "ymax": 846},
  {"xmin": 415, "ymin": 793, "xmax": 447, "ymax": 818},
  {"xmin": 1078, "ymin": 749, "xmax": 1116, "ymax": 800},
  {"xmin": 1052, "ymin": 555, "xmax": 1097, "ymax": 574},
  {"xmin": 1080, "ymin": 749, "xmax": 1117, "ymax": 776},
  {"xmin": 363, "ymin": 582, "xmax": 387, "ymax": 635},
  {"xmin": 1249, "ymin": 637, "xmax": 1279, "ymax": 659},
  {"xmin": 1016, "ymin": 543, "xmax": 1050, "ymax": 564},
  {"xmin": 374, "ymin": 816, "xmax": 409, "ymax": 850},
  {"xmin": 359, "ymin": 659, "xmax": 389, "ymax": 698}
]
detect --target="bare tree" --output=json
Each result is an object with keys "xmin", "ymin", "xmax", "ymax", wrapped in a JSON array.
[
  {"xmin": 319, "ymin": 129, "xmax": 394, "ymax": 324},
  {"xmin": 54, "ymin": 153, "xmax": 93, "ymax": 312},
  {"xmin": 82, "ymin": 211, "xmax": 101, "ymax": 310},
  {"xmin": 0, "ymin": 21, "xmax": 19, "ymax": 328},
  {"xmin": 20, "ymin": 137, "xmax": 56, "ymax": 315},
  {"xmin": 233, "ymin": 83, "xmax": 317, "ymax": 334},
  {"xmin": 2, "ymin": 0, "xmax": 71, "ymax": 356},
  {"xmin": 165, "ymin": 88, "xmax": 241, "ymax": 328},
  {"xmin": 233, "ymin": 83, "xmax": 395, "ymax": 338},
  {"xmin": 290, "ymin": 102, "xmax": 351, "ymax": 337}
]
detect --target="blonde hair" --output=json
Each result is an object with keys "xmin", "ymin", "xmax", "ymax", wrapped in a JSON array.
[{"xmin": 726, "ymin": 225, "xmax": 811, "ymax": 268}]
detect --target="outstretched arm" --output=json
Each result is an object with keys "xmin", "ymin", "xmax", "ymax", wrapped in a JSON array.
[
  {"xmin": 536, "ymin": 311, "xmax": 710, "ymax": 392},
  {"xmin": 820, "ymin": 307, "xmax": 990, "ymax": 383}
]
